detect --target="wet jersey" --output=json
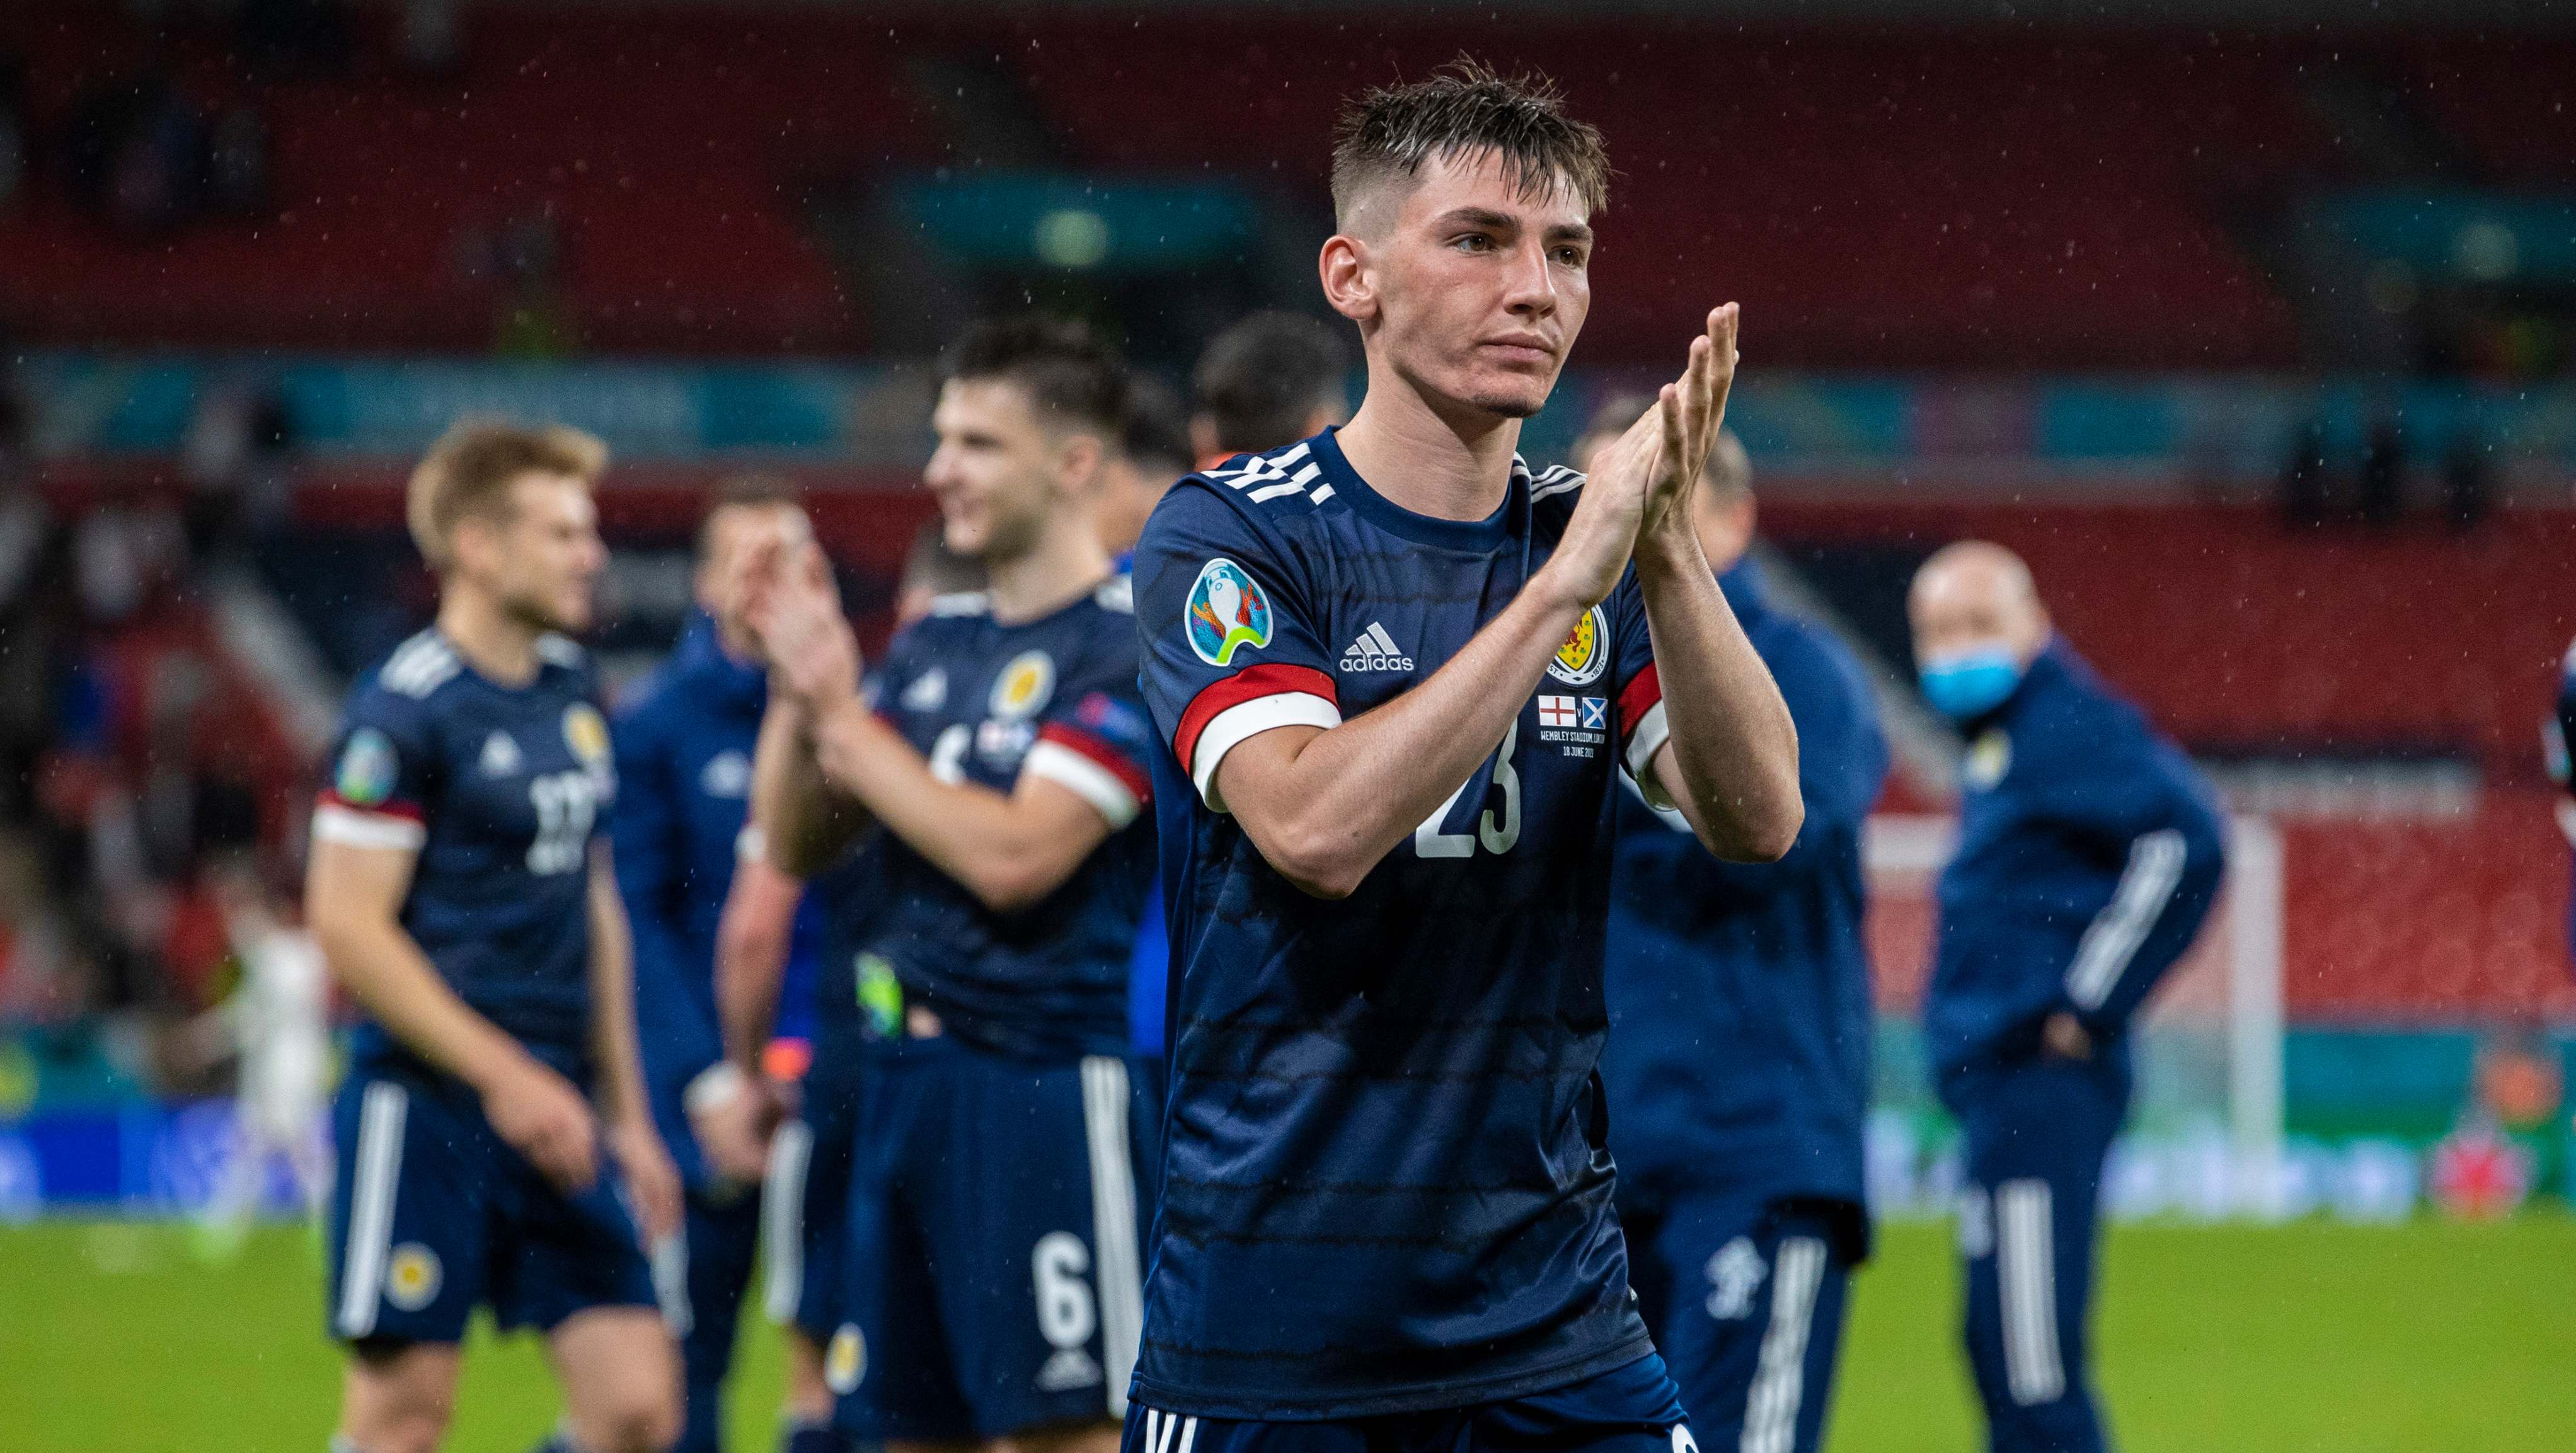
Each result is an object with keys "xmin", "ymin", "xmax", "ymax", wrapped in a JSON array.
[
  {"xmin": 1130, "ymin": 428, "xmax": 1668, "ymax": 1420},
  {"xmin": 860, "ymin": 580, "xmax": 1157, "ymax": 1063},
  {"xmin": 314, "ymin": 629, "xmax": 616, "ymax": 1079}
]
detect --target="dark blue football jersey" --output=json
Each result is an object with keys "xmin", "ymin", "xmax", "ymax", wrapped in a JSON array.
[
  {"xmin": 858, "ymin": 580, "xmax": 1157, "ymax": 1063},
  {"xmin": 314, "ymin": 629, "xmax": 616, "ymax": 1079},
  {"xmin": 1130, "ymin": 429, "xmax": 1669, "ymax": 1420}
]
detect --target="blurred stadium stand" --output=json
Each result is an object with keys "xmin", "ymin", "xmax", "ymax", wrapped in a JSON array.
[
  {"xmin": 0, "ymin": 6, "xmax": 2567, "ymax": 368},
  {"xmin": 0, "ymin": 0, "xmax": 2570, "ymax": 1210}
]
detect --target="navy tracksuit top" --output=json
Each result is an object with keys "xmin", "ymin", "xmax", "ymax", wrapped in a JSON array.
[
  {"xmin": 1602, "ymin": 558, "xmax": 1889, "ymax": 1236},
  {"xmin": 1924, "ymin": 643, "xmax": 2227, "ymax": 1098}
]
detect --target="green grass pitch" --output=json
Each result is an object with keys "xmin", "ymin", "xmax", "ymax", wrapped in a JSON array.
[{"xmin": 2, "ymin": 1214, "xmax": 2568, "ymax": 1452}]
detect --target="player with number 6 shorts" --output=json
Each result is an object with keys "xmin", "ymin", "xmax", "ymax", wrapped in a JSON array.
[{"xmin": 747, "ymin": 317, "xmax": 1159, "ymax": 1453}]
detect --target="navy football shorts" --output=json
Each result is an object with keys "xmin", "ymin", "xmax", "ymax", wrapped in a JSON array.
[
  {"xmin": 325, "ymin": 1056, "xmax": 656, "ymax": 1345},
  {"xmin": 762, "ymin": 1028, "xmax": 869, "ymax": 1343},
  {"xmin": 829, "ymin": 1035, "xmax": 1154, "ymax": 1442},
  {"xmin": 1122, "ymin": 1352, "xmax": 1694, "ymax": 1453}
]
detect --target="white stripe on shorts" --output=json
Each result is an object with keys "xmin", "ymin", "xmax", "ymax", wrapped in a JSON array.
[
  {"xmin": 335, "ymin": 1081, "xmax": 409, "ymax": 1337},
  {"xmin": 1997, "ymin": 1178, "xmax": 2066, "ymax": 1405},
  {"xmin": 653, "ymin": 1231, "xmax": 694, "ymax": 1338},
  {"xmin": 761, "ymin": 1118, "xmax": 814, "ymax": 1325},
  {"xmin": 1143, "ymin": 1409, "xmax": 1200, "ymax": 1453},
  {"xmin": 1079, "ymin": 1056, "xmax": 1144, "ymax": 1418},
  {"xmin": 1740, "ymin": 1235, "xmax": 1827, "ymax": 1453}
]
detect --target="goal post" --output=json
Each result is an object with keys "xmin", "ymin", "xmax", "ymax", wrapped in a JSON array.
[{"xmin": 1862, "ymin": 813, "xmax": 2287, "ymax": 1220}]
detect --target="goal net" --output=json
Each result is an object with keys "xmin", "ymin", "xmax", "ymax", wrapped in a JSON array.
[{"xmin": 1862, "ymin": 814, "xmax": 2286, "ymax": 1220}]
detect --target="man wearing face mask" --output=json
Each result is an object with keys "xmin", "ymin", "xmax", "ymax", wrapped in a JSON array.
[{"xmin": 1908, "ymin": 542, "xmax": 2226, "ymax": 1453}]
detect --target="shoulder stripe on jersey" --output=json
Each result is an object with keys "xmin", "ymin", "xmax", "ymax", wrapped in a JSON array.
[
  {"xmin": 1209, "ymin": 439, "xmax": 1311, "ymax": 481},
  {"xmin": 1531, "ymin": 465, "xmax": 1585, "ymax": 502},
  {"xmin": 380, "ymin": 633, "xmax": 461, "ymax": 699},
  {"xmin": 1211, "ymin": 441, "xmax": 1335, "ymax": 510},
  {"xmin": 313, "ymin": 801, "xmax": 428, "ymax": 851},
  {"xmin": 1246, "ymin": 462, "xmax": 1323, "ymax": 503}
]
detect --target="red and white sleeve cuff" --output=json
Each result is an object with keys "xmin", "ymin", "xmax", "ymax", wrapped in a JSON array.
[
  {"xmin": 1025, "ymin": 724, "xmax": 1153, "ymax": 830},
  {"xmin": 1173, "ymin": 665, "xmax": 1342, "ymax": 815},
  {"xmin": 312, "ymin": 796, "xmax": 427, "ymax": 851},
  {"xmin": 1617, "ymin": 665, "xmax": 1675, "ymax": 810}
]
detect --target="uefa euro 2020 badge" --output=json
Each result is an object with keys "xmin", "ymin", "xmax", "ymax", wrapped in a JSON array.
[
  {"xmin": 335, "ymin": 727, "xmax": 399, "ymax": 807},
  {"xmin": 1186, "ymin": 558, "xmax": 1274, "ymax": 667}
]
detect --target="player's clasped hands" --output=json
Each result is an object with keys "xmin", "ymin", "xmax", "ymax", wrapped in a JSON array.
[
  {"xmin": 745, "ymin": 536, "xmax": 863, "ymax": 708},
  {"xmin": 1548, "ymin": 304, "xmax": 1742, "ymax": 607}
]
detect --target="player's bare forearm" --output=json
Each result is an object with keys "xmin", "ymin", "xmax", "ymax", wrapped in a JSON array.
[
  {"xmin": 306, "ymin": 840, "xmax": 532, "ymax": 1091},
  {"xmin": 715, "ymin": 853, "xmax": 800, "ymax": 1072},
  {"xmin": 584, "ymin": 848, "xmax": 653, "ymax": 1129},
  {"xmin": 753, "ymin": 696, "xmax": 867, "ymax": 877},
  {"xmin": 1217, "ymin": 574, "xmax": 1589, "ymax": 899},
  {"xmin": 1634, "ymin": 524, "xmax": 1802, "ymax": 861},
  {"xmin": 808, "ymin": 695, "xmax": 1109, "ymax": 912}
]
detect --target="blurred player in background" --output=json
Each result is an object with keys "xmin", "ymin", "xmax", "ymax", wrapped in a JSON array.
[
  {"xmin": 1582, "ymin": 414, "xmax": 1887, "ymax": 1453},
  {"xmin": 1127, "ymin": 63, "xmax": 1800, "ymax": 1453},
  {"xmin": 751, "ymin": 317, "xmax": 1159, "ymax": 1453},
  {"xmin": 1187, "ymin": 309, "xmax": 1350, "ymax": 469},
  {"xmin": 611, "ymin": 476, "xmax": 819, "ymax": 1453},
  {"xmin": 1909, "ymin": 543, "xmax": 2226, "ymax": 1453},
  {"xmin": 305, "ymin": 421, "xmax": 681, "ymax": 1453},
  {"xmin": 1098, "ymin": 377, "xmax": 1195, "ymax": 566},
  {"xmin": 190, "ymin": 856, "xmax": 331, "ymax": 1245},
  {"xmin": 1095, "ymin": 377, "xmax": 1193, "ymax": 1064},
  {"xmin": 707, "ymin": 520, "xmax": 984, "ymax": 1453}
]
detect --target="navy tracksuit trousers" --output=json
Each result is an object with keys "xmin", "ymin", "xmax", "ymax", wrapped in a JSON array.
[{"xmin": 1947, "ymin": 1057, "xmax": 2127, "ymax": 1453}]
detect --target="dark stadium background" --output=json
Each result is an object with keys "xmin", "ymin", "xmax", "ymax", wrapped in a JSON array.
[{"xmin": 0, "ymin": 1, "xmax": 2570, "ymax": 1447}]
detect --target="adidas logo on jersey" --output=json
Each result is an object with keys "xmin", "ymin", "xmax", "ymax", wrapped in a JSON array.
[{"xmin": 1339, "ymin": 623, "xmax": 1414, "ymax": 673}]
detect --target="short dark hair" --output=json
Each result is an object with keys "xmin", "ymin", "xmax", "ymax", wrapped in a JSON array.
[
  {"xmin": 1121, "ymin": 376, "xmax": 1195, "ymax": 476},
  {"xmin": 1193, "ymin": 312, "xmax": 1350, "ymax": 456},
  {"xmin": 406, "ymin": 418, "xmax": 606, "ymax": 571},
  {"xmin": 941, "ymin": 315, "xmax": 1130, "ymax": 439},
  {"xmin": 1330, "ymin": 57, "xmax": 1611, "ymax": 227},
  {"xmin": 696, "ymin": 473, "xmax": 802, "ymax": 563}
]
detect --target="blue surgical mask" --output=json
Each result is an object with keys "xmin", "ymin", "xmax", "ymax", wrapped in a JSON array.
[{"xmin": 1919, "ymin": 646, "xmax": 2025, "ymax": 721}]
